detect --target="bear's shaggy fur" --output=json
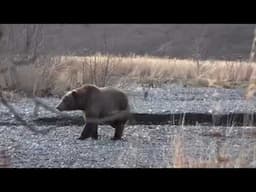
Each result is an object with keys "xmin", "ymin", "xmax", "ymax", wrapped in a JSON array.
[{"xmin": 56, "ymin": 84, "xmax": 130, "ymax": 140}]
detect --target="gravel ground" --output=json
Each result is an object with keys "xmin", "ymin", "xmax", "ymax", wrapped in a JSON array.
[{"xmin": 1, "ymin": 84, "xmax": 256, "ymax": 168}]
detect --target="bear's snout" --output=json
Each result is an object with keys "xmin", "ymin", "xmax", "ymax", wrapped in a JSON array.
[{"xmin": 56, "ymin": 104, "xmax": 63, "ymax": 111}]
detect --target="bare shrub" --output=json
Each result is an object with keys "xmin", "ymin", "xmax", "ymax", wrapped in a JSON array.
[
  {"xmin": 0, "ymin": 24, "xmax": 45, "ymax": 95},
  {"xmin": 250, "ymin": 27, "xmax": 256, "ymax": 62},
  {"xmin": 53, "ymin": 54, "xmax": 119, "ymax": 93},
  {"xmin": 32, "ymin": 56, "xmax": 60, "ymax": 96}
]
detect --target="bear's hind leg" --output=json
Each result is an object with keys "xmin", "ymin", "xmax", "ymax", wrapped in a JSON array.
[
  {"xmin": 111, "ymin": 121, "xmax": 125, "ymax": 140},
  {"xmin": 91, "ymin": 124, "xmax": 98, "ymax": 140}
]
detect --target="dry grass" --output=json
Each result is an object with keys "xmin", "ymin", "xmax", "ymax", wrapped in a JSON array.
[
  {"xmin": 172, "ymin": 134, "xmax": 252, "ymax": 168},
  {"xmin": 0, "ymin": 149, "xmax": 10, "ymax": 168},
  {"xmin": 245, "ymin": 80, "xmax": 256, "ymax": 100},
  {"xmin": 1, "ymin": 54, "xmax": 256, "ymax": 96},
  {"xmin": 0, "ymin": 56, "xmax": 60, "ymax": 97},
  {"xmin": 56, "ymin": 54, "xmax": 256, "ymax": 88}
]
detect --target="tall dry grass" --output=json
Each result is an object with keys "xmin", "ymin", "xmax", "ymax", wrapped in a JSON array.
[
  {"xmin": 0, "ymin": 149, "xmax": 10, "ymax": 168},
  {"xmin": 1, "ymin": 53, "xmax": 256, "ymax": 96},
  {"xmin": 172, "ymin": 132, "xmax": 254, "ymax": 168},
  {"xmin": 57, "ymin": 54, "xmax": 256, "ymax": 88}
]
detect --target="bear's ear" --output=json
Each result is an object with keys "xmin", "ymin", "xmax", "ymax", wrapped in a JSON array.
[{"xmin": 71, "ymin": 91, "xmax": 78, "ymax": 98}]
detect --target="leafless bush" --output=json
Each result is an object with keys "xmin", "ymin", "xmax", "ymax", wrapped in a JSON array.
[
  {"xmin": 31, "ymin": 56, "xmax": 60, "ymax": 96},
  {"xmin": 0, "ymin": 24, "xmax": 45, "ymax": 93},
  {"xmin": 250, "ymin": 27, "xmax": 256, "ymax": 62},
  {"xmin": 82, "ymin": 54, "xmax": 114, "ymax": 87},
  {"xmin": 192, "ymin": 26, "xmax": 208, "ymax": 77}
]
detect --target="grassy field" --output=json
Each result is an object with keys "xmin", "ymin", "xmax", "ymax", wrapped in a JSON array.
[{"xmin": 1, "ymin": 54, "xmax": 256, "ymax": 97}]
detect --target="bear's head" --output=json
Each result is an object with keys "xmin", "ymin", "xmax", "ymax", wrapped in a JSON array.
[
  {"xmin": 56, "ymin": 90, "xmax": 79, "ymax": 111},
  {"xmin": 56, "ymin": 85, "xmax": 100, "ymax": 112}
]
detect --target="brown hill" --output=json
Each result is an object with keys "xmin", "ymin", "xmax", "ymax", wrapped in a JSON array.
[{"xmin": 1, "ymin": 24, "xmax": 255, "ymax": 60}]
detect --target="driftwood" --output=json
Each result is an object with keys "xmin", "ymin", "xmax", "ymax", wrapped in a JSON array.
[
  {"xmin": 0, "ymin": 93, "xmax": 54, "ymax": 134},
  {"xmin": 32, "ymin": 112, "xmax": 256, "ymax": 127},
  {"xmin": 33, "ymin": 98, "xmax": 253, "ymax": 127},
  {"xmin": 1, "ymin": 93, "xmax": 256, "ymax": 133}
]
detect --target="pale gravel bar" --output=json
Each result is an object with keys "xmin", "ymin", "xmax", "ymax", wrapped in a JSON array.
[{"xmin": 1, "ymin": 85, "xmax": 256, "ymax": 168}]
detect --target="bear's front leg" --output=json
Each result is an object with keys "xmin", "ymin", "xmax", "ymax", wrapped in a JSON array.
[
  {"xmin": 78, "ymin": 123, "xmax": 91, "ymax": 140},
  {"xmin": 78, "ymin": 123, "xmax": 98, "ymax": 140}
]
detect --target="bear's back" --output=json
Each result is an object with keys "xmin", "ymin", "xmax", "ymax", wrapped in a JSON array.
[{"xmin": 99, "ymin": 87, "xmax": 129, "ymax": 111}]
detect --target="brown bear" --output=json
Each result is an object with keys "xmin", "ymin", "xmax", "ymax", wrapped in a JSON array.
[{"xmin": 56, "ymin": 84, "xmax": 130, "ymax": 140}]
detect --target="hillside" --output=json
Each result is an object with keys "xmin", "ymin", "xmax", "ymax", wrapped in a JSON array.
[{"xmin": 1, "ymin": 24, "xmax": 255, "ymax": 60}]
